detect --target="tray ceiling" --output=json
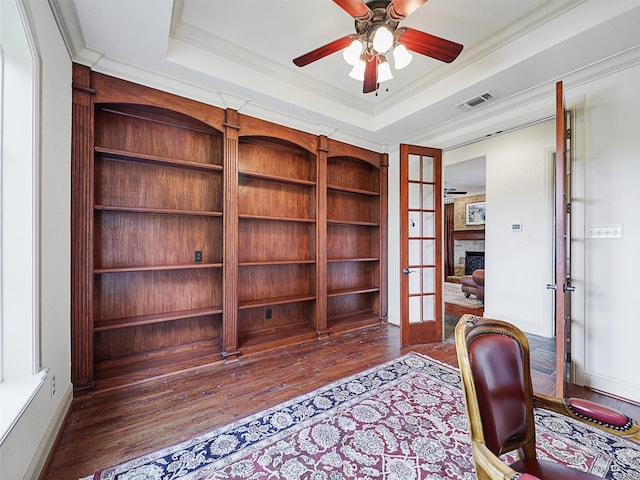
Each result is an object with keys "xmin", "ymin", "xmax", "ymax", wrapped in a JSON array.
[{"xmin": 51, "ymin": 0, "xmax": 640, "ymax": 150}]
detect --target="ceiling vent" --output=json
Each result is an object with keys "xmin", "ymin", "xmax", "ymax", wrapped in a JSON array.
[{"xmin": 457, "ymin": 92, "xmax": 495, "ymax": 111}]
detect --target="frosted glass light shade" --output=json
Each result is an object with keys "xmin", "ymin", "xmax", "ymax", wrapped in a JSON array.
[
  {"xmin": 393, "ymin": 44, "xmax": 413, "ymax": 69},
  {"xmin": 372, "ymin": 26, "xmax": 393, "ymax": 53},
  {"xmin": 349, "ymin": 59, "xmax": 366, "ymax": 81},
  {"xmin": 342, "ymin": 40, "xmax": 363, "ymax": 66},
  {"xmin": 377, "ymin": 59, "xmax": 393, "ymax": 83}
]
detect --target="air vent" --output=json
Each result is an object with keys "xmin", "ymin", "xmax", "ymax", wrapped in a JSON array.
[{"xmin": 457, "ymin": 92, "xmax": 495, "ymax": 111}]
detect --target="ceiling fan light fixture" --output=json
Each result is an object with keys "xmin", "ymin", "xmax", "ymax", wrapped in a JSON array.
[
  {"xmin": 377, "ymin": 58, "xmax": 393, "ymax": 82},
  {"xmin": 393, "ymin": 43, "xmax": 412, "ymax": 69},
  {"xmin": 342, "ymin": 39, "xmax": 363, "ymax": 66},
  {"xmin": 372, "ymin": 26, "xmax": 393, "ymax": 53},
  {"xmin": 349, "ymin": 57, "xmax": 366, "ymax": 81},
  {"xmin": 292, "ymin": 0, "xmax": 463, "ymax": 94}
]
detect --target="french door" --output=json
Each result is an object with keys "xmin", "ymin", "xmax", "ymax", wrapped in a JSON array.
[
  {"xmin": 399, "ymin": 144, "xmax": 443, "ymax": 346},
  {"xmin": 554, "ymin": 81, "xmax": 574, "ymax": 396}
]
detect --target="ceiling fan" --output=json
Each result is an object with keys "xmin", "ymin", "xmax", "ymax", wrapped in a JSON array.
[
  {"xmin": 444, "ymin": 187, "xmax": 468, "ymax": 195},
  {"xmin": 293, "ymin": 0, "xmax": 463, "ymax": 94}
]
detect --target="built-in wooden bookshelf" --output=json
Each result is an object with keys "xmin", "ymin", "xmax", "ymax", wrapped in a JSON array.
[
  {"xmin": 90, "ymin": 103, "xmax": 225, "ymax": 388},
  {"xmin": 236, "ymin": 133, "xmax": 318, "ymax": 353},
  {"xmin": 325, "ymin": 140, "xmax": 388, "ymax": 332},
  {"xmin": 71, "ymin": 65, "xmax": 388, "ymax": 391}
]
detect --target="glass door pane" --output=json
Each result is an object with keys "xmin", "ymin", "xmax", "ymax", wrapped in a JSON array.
[{"xmin": 407, "ymin": 154, "xmax": 436, "ymax": 324}]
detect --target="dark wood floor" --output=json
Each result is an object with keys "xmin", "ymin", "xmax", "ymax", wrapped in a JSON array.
[{"xmin": 41, "ymin": 320, "xmax": 640, "ymax": 480}]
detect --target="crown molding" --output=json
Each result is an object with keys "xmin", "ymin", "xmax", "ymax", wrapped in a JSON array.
[
  {"xmin": 46, "ymin": 0, "xmax": 640, "ymax": 153},
  {"xmin": 412, "ymin": 45, "xmax": 640, "ymax": 150}
]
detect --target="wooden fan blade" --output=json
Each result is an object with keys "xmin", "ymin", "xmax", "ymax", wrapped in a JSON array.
[
  {"xmin": 333, "ymin": 0, "xmax": 371, "ymax": 19},
  {"xmin": 363, "ymin": 55, "xmax": 378, "ymax": 94},
  {"xmin": 389, "ymin": 0, "xmax": 428, "ymax": 18},
  {"xmin": 293, "ymin": 36, "xmax": 354, "ymax": 67},
  {"xmin": 397, "ymin": 27, "xmax": 463, "ymax": 63}
]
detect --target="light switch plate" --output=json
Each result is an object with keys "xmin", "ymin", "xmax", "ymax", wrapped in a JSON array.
[{"xmin": 587, "ymin": 225, "xmax": 622, "ymax": 239}]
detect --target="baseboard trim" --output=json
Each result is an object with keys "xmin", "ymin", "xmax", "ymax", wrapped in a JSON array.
[{"xmin": 31, "ymin": 383, "xmax": 73, "ymax": 480}]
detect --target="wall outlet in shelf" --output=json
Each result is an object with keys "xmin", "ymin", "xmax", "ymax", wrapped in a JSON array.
[
  {"xmin": 266, "ymin": 307, "xmax": 272, "ymax": 319},
  {"xmin": 194, "ymin": 250, "xmax": 203, "ymax": 262}
]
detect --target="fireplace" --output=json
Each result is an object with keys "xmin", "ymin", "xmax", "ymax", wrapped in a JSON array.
[{"xmin": 465, "ymin": 251, "xmax": 485, "ymax": 275}]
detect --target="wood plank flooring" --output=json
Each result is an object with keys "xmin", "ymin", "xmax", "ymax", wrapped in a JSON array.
[{"xmin": 41, "ymin": 321, "xmax": 640, "ymax": 480}]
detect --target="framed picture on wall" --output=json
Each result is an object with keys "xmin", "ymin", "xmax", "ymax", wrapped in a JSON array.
[{"xmin": 466, "ymin": 201, "xmax": 486, "ymax": 225}]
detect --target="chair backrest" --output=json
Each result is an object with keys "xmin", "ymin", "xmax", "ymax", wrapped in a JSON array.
[{"xmin": 455, "ymin": 315, "xmax": 538, "ymax": 458}]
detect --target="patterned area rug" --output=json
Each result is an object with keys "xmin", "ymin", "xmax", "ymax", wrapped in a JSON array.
[
  {"xmin": 443, "ymin": 281, "xmax": 482, "ymax": 309},
  {"xmin": 84, "ymin": 353, "xmax": 640, "ymax": 480}
]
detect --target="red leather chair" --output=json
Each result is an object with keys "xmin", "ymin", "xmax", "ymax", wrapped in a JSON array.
[{"xmin": 455, "ymin": 314, "xmax": 640, "ymax": 480}]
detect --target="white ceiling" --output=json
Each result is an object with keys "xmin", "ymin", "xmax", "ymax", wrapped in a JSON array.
[
  {"xmin": 50, "ymin": 0, "xmax": 640, "ymax": 162},
  {"xmin": 444, "ymin": 156, "xmax": 486, "ymax": 195}
]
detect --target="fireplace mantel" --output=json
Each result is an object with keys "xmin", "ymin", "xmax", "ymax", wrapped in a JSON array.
[{"xmin": 454, "ymin": 229, "xmax": 485, "ymax": 241}]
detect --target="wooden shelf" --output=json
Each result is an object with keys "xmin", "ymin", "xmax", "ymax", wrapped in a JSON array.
[
  {"xmin": 327, "ymin": 286, "xmax": 380, "ymax": 297},
  {"xmin": 95, "ymin": 204, "xmax": 222, "ymax": 217},
  {"xmin": 93, "ymin": 339, "xmax": 223, "ymax": 389},
  {"xmin": 240, "ymin": 214, "xmax": 315, "ymax": 223},
  {"xmin": 327, "ymin": 184, "xmax": 380, "ymax": 196},
  {"xmin": 95, "ymin": 146, "xmax": 223, "ymax": 173},
  {"xmin": 328, "ymin": 257, "xmax": 378, "ymax": 263},
  {"xmin": 238, "ymin": 294, "xmax": 316, "ymax": 310},
  {"xmin": 239, "ymin": 260, "xmax": 315, "ymax": 267},
  {"xmin": 95, "ymin": 263, "xmax": 222, "ymax": 274},
  {"xmin": 94, "ymin": 306, "xmax": 223, "ymax": 332},
  {"xmin": 327, "ymin": 219, "xmax": 379, "ymax": 227},
  {"xmin": 239, "ymin": 169, "xmax": 316, "ymax": 186},
  {"xmin": 238, "ymin": 323, "xmax": 317, "ymax": 354},
  {"xmin": 327, "ymin": 310, "xmax": 381, "ymax": 332}
]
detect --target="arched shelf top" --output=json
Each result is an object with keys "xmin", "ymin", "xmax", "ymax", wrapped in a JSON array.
[
  {"xmin": 238, "ymin": 135, "xmax": 316, "ymax": 158},
  {"xmin": 238, "ymin": 114, "xmax": 317, "ymax": 154},
  {"xmin": 95, "ymin": 103, "xmax": 224, "ymax": 137},
  {"xmin": 326, "ymin": 138, "xmax": 384, "ymax": 169},
  {"xmin": 91, "ymin": 71, "xmax": 226, "ymax": 132}
]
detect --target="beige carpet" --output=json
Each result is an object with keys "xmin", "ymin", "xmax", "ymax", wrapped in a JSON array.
[{"xmin": 444, "ymin": 281, "xmax": 483, "ymax": 308}]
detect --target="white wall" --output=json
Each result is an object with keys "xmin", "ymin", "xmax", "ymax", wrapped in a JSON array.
[
  {"xmin": 568, "ymin": 63, "xmax": 640, "ymax": 402},
  {"xmin": 386, "ymin": 63, "xmax": 640, "ymax": 403},
  {"xmin": 0, "ymin": 1, "xmax": 72, "ymax": 479},
  {"xmin": 387, "ymin": 148, "xmax": 400, "ymax": 326},
  {"xmin": 444, "ymin": 122, "xmax": 556, "ymax": 338}
]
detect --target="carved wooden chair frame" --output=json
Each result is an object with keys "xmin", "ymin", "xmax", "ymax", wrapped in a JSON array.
[{"xmin": 455, "ymin": 314, "xmax": 640, "ymax": 480}]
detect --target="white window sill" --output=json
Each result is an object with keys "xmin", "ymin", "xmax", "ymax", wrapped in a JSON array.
[{"xmin": 0, "ymin": 370, "xmax": 47, "ymax": 444}]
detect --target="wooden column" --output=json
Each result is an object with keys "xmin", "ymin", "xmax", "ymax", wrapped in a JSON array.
[
  {"xmin": 222, "ymin": 109, "xmax": 240, "ymax": 360},
  {"xmin": 70, "ymin": 64, "xmax": 95, "ymax": 391},
  {"xmin": 315, "ymin": 135, "xmax": 329, "ymax": 337}
]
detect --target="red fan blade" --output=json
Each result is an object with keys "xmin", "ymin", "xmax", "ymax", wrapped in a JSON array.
[
  {"xmin": 293, "ymin": 36, "xmax": 354, "ymax": 67},
  {"xmin": 363, "ymin": 55, "xmax": 378, "ymax": 94},
  {"xmin": 397, "ymin": 27, "xmax": 463, "ymax": 63},
  {"xmin": 333, "ymin": 0, "xmax": 371, "ymax": 19},
  {"xmin": 389, "ymin": 0, "xmax": 428, "ymax": 18}
]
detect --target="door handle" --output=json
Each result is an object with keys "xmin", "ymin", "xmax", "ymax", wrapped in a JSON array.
[
  {"xmin": 564, "ymin": 284, "xmax": 576, "ymax": 292},
  {"xmin": 402, "ymin": 268, "xmax": 415, "ymax": 275},
  {"xmin": 546, "ymin": 284, "xmax": 557, "ymax": 290}
]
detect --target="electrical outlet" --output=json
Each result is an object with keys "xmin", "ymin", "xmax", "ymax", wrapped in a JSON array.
[
  {"xmin": 194, "ymin": 250, "xmax": 203, "ymax": 263},
  {"xmin": 266, "ymin": 307, "xmax": 272, "ymax": 319},
  {"xmin": 50, "ymin": 374, "xmax": 56, "ymax": 397}
]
